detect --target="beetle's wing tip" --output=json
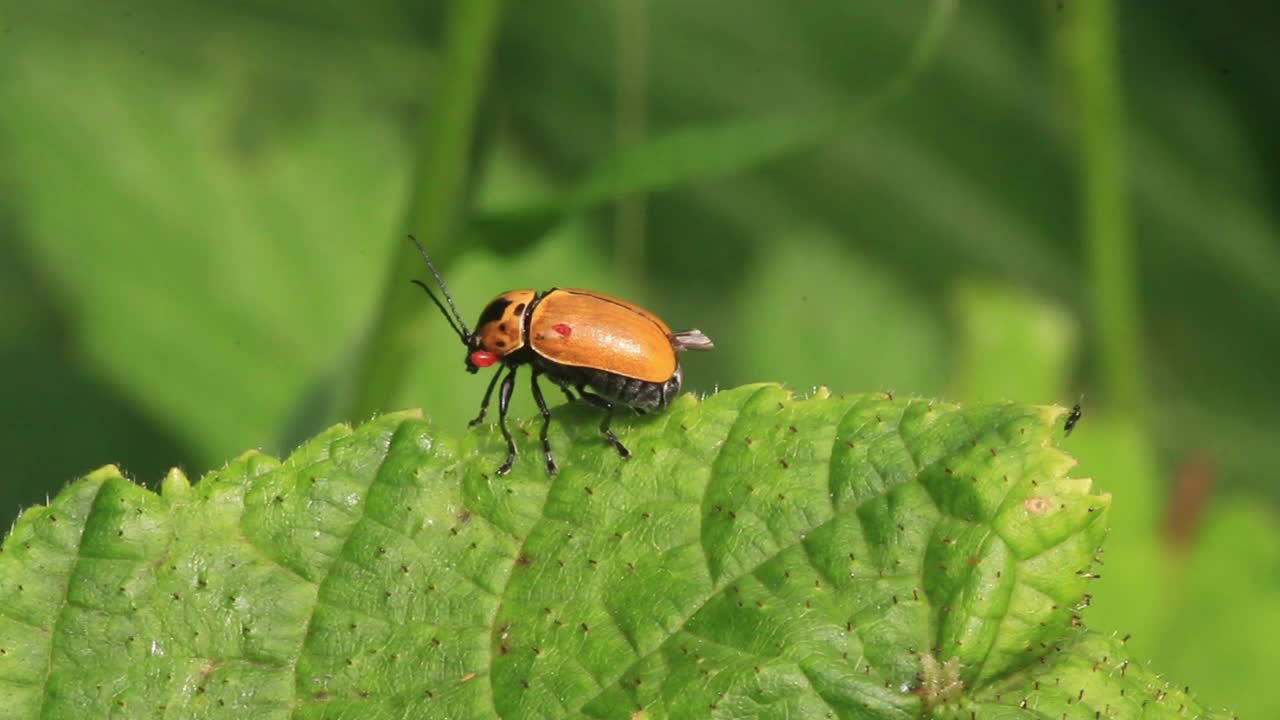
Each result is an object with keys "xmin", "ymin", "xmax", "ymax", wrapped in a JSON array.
[{"xmin": 670, "ymin": 329, "xmax": 715, "ymax": 352}]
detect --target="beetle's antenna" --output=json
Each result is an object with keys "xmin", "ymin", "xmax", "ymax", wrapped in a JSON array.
[
  {"xmin": 407, "ymin": 235, "xmax": 471, "ymax": 343},
  {"xmin": 411, "ymin": 280, "xmax": 467, "ymax": 344}
]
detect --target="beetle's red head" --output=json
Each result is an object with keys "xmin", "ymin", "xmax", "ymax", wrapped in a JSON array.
[
  {"xmin": 465, "ymin": 340, "xmax": 499, "ymax": 374},
  {"xmin": 405, "ymin": 237, "xmax": 538, "ymax": 376},
  {"xmin": 465, "ymin": 290, "xmax": 536, "ymax": 372}
]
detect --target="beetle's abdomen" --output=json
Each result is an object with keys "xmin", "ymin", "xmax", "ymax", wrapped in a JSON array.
[
  {"xmin": 528, "ymin": 289, "xmax": 678, "ymax": 383},
  {"xmin": 577, "ymin": 364, "xmax": 682, "ymax": 413}
]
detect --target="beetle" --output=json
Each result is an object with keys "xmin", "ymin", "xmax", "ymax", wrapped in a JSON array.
[{"xmin": 408, "ymin": 236, "xmax": 713, "ymax": 475}]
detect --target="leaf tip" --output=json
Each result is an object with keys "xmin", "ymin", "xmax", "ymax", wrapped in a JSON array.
[
  {"xmin": 84, "ymin": 464, "xmax": 127, "ymax": 483},
  {"xmin": 382, "ymin": 408, "xmax": 426, "ymax": 422},
  {"xmin": 161, "ymin": 466, "xmax": 191, "ymax": 496},
  {"xmin": 229, "ymin": 449, "xmax": 269, "ymax": 464}
]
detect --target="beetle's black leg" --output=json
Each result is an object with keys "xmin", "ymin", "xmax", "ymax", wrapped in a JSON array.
[
  {"xmin": 495, "ymin": 366, "xmax": 519, "ymax": 475},
  {"xmin": 576, "ymin": 386, "xmax": 631, "ymax": 460},
  {"xmin": 557, "ymin": 383, "xmax": 577, "ymax": 405},
  {"xmin": 529, "ymin": 371, "xmax": 558, "ymax": 474},
  {"xmin": 469, "ymin": 367, "xmax": 503, "ymax": 427}
]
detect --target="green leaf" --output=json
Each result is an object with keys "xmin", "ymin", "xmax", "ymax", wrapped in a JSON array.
[
  {"xmin": 0, "ymin": 386, "xmax": 1230, "ymax": 718},
  {"xmin": 942, "ymin": 630, "xmax": 1223, "ymax": 719}
]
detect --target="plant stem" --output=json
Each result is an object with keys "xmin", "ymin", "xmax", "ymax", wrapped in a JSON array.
[
  {"xmin": 1061, "ymin": 0, "xmax": 1144, "ymax": 416},
  {"xmin": 613, "ymin": 0, "xmax": 650, "ymax": 285},
  {"xmin": 343, "ymin": 0, "xmax": 503, "ymax": 420}
]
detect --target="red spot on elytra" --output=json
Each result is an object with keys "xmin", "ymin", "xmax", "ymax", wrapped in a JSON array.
[{"xmin": 553, "ymin": 323, "xmax": 572, "ymax": 336}]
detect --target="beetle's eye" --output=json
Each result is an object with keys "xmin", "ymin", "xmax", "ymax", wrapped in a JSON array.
[{"xmin": 470, "ymin": 350, "xmax": 498, "ymax": 367}]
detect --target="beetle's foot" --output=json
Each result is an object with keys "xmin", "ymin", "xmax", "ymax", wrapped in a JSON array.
[
  {"xmin": 468, "ymin": 415, "xmax": 486, "ymax": 428},
  {"xmin": 496, "ymin": 458, "xmax": 514, "ymax": 475},
  {"xmin": 545, "ymin": 454, "xmax": 558, "ymax": 474},
  {"xmin": 609, "ymin": 438, "xmax": 631, "ymax": 460}
]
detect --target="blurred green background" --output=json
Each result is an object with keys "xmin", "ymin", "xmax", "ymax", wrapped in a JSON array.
[{"xmin": 1, "ymin": 0, "xmax": 1275, "ymax": 715}]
